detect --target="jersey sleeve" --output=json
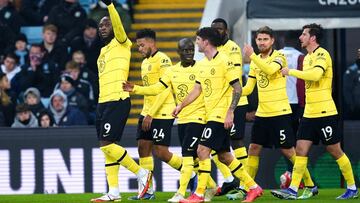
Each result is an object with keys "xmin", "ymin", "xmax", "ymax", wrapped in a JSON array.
[
  {"xmin": 108, "ymin": 4, "xmax": 128, "ymax": 44},
  {"xmin": 242, "ymin": 64, "xmax": 256, "ymax": 96},
  {"xmin": 159, "ymin": 55, "xmax": 172, "ymax": 76},
  {"xmin": 289, "ymin": 67, "xmax": 323, "ymax": 81},
  {"xmin": 225, "ymin": 60, "xmax": 240, "ymax": 84},
  {"xmin": 229, "ymin": 44, "xmax": 243, "ymax": 67},
  {"xmin": 313, "ymin": 51, "xmax": 328, "ymax": 72},
  {"xmin": 250, "ymin": 52, "xmax": 285, "ymax": 75},
  {"xmin": 133, "ymin": 82, "xmax": 167, "ymax": 96}
]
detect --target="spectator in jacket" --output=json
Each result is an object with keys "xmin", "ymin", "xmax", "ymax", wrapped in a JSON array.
[
  {"xmin": 41, "ymin": 24, "xmax": 68, "ymax": 70},
  {"xmin": 20, "ymin": 0, "xmax": 60, "ymax": 26},
  {"xmin": 70, "ymin": 18, "xmax": 102, "ymax": 74},
  {"xmin": 57, "ymin": 73, "xmax": 89, "ymax": 116},
  {"xmin": 13, "ymin": 44, "xmax": 60, "ymax": 100},
  {"xmin": 0, "ymin": 0, "xmax": 23, "ymax": 34},
  {"xmin": 46, "ymin": 0, "xmax": 87, "ymax": 45},
  {"xmin": 0, "ymin": 72, "xmax": 15, "ymax": 126},
  {"xmin": 0, "ymin": 52, "xmax": 21, "ymax": 84},
  {"xmin": 5, "ymin": 33, "xmax": 29, "ymax": 66},
  {"xmin": 71, "ymin": 50, "xmax": 98, "ymax": 100},
  {"xmin": 343, "ymin": 48, "xmax": 360, "ymax": 119},
  {"xmin": 48, "ymin": 89, "xmax": 87, "ymax": 126},
  {"xmin": 37, "ymin": 110, "xmax": 56, "ymax": 127},
  {"xmin": 11, "ymin": 103, "xmax": 38, "ymax": 128},
  {"xmin": 23, "ymin": 87, "xmax": 46, "ymax": 118}
]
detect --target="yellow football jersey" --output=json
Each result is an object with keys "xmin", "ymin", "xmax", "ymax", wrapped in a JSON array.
[
  {"xmin": 245, "ymin": 50, "xmax": 292, "ymax": 117},
  {"xmin": 217, "ymin": 40, "xmax": 248, "ymax": 106},
  {"xmin": 97, "ymin": 4, "xmax": 131, "ymax": 103},
  {"xmin": 289, "ymin": 47, "xmax": 337, "ymax": 118},
  {"xmin": 161, "ymin": 62, "xmax": 206, "ymax": 124},
  {"xmin": 196, "ymin": 52, "xmax": 240, "ymax": 123},
  {"xmin": 140, "ymin": 51, "xmax": 175, "ymax": 119}
]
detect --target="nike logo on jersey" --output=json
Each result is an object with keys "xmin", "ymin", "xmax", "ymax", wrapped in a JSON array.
[{"xmin": 103, "ymin": 134, "xmax": 110, "ymax": 137}]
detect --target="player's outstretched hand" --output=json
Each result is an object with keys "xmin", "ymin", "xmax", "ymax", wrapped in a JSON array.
[
  {"xmin": 122, "ymin": 81, "xmax": 134, "ymax": 92},
  {"xmin": 172, "ymin": 105, "xmax": 182, "ymax": 118},
  {"xmin": 281, "ymin": 67, "xmax": 290, "ymax": 76},
  {"xmin": 243, "ymin": 44, "xmax": 254, "ymax": 58},
  {"xmin": 101, "ymin": 0, "xmax": 112, "ymax": 6}
]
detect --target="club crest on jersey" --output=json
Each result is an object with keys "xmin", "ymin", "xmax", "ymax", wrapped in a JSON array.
[
  {"xmin": 148, "ymin": 64, "xmax": 152, "ymax": 71},
  {"xmin": 258, "ymin": 71, "xmax": 269, "ymax": 88},
  {"xmin": 211, "ymin": 68, "xmax": 216, "ymax": 75},
  {"xmin": 189, "ymin": 74, "xmax": 195, "ymax": 81}
]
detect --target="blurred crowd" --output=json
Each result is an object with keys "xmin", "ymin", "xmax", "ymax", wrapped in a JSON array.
[{"xmin": 0, "ymin": 0, "xmax": 132, "ymax": 127}]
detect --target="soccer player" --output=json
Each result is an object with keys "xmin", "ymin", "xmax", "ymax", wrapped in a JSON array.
[
  {"xmin": 241, "ymin": 26, "xmax": 317, "ymax": 199},
  {"xmin": 123, "ymin": 38, "xmax": 218, "ymax": 202},
  {"xmin": 90, "ymin": 0, "xmax": 152, "ymax": 202},
  {"xmin": 128, "ymin": 28, "xmax": 183, "ymax": 200},
  {"xmin": 174, "ymin": 27, "xmax": 263, "ymax": 203},
  {"xmin": 210, "ymin": 18, "xmax": 248, "ymax": 195},
  {"xmin": 271, "ymin": 23, "xmax": 359, "ymax": 200}
]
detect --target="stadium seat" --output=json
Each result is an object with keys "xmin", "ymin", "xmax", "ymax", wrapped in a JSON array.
[{"xmin": 20, "ymin": 26, "xmax": 43, "ymax": 44}]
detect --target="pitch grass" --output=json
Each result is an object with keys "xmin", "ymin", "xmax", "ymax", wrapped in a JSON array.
[{"xmin": 0, "ymin": 189, "xmax": 358, "ymax": 203}]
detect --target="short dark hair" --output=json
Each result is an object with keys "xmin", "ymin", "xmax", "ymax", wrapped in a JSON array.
[
  {"xmin": 38, "ymin": 110, "xmax": 55, "ymax": 127},
  {"xmin": 255, "ymin": 26, "xmax": 274, "ymax": 38},
  {"xmin": 303, "ymin": 23, "xmax": 323, "ymax": 43},
  {"xmin": 16, "ymin": 103, "xmax": 30, "ymax": 113},
  {"xmin": 5, "ymin": 52, "xmax": 19, "ymax": 64},
  {"xmin": 30, "ymin": 44, "xmax": 45, "ymax": 52},
  {"xmin": 212, "ymin": 18, "xmax": 228, "ymax": 29},
  {"xmin": 196, "ymin": 27, "xmax": 222, "ymax": 47},
  {"xmin": 136, "ymin": 28, "xmax": 156, "ymax": 40}
]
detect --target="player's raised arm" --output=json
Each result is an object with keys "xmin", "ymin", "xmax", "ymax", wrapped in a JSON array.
[{"xmin": 102, "ymin": 0, "xmax": 127, "ymax": 43}]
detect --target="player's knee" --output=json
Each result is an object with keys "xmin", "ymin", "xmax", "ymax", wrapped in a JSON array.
[
  {"xmin": 281, "ymin": 148, "xmax": 295, "ymax": 159},
  {"xmin": 217, "ymin": 152, "xmax": 231, "ymax": 165},
  {"xmin": 153, "ymin": 145, "xmax": 171, "ymax": 160},
  {"xmin": 197, "ymin": 145, "xmax": 211, "ymax": 160},
  {"xmin": 99, "ymin": 140, "xmax": 113, "ymax": 147},
  {"xmin": 326, "ymin": 143, "xmax": 343, "ymax": 159}
]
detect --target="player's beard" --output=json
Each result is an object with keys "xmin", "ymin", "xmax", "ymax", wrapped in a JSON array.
[
  {"xmin": 143, "ymin": 48, "xmax": 152, "ymax": 58},
  {"xmin": 100, "ymin": 31, "xmax": 114, "ymax": 45},
  {"xmin": 258, "ymin": 46, "xmax": 272, "ymax": 55}
]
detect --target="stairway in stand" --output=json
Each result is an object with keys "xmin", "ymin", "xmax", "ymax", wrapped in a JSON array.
[{"xmin": 126, "ymin": 0, "xmax": 206, "ymax": 125}]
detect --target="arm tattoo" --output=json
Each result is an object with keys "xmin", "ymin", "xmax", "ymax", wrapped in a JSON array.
[{"xmin": 230, "ymin": 81, "xmax": 242, "ymax": 111}]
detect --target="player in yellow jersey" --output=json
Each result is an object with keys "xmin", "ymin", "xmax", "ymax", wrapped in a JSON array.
[
  {"xmin": 211, "ymin": 18, "xmax": 248, "ymax": 196},
  {"xmin": 124, "ymin": 38, "xmax": 219, "ymax": 202},
  {"xmin": 127, "ymin": 29, "xmax": 183, "ymax": 200},
  {"xmin": 173, "ymin": 27, "xmax": 262, "ymax": 203},
  {"xmin": 271, "ymin": 23, "xmax": 358, "ymax": 200},
  {"xmin": 241, "ymin": 26, "xmax": 317, "ymax": 199},
  {"xmin": 90, "ymin": 0, "xmax": 152, "ymax": 202}
]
